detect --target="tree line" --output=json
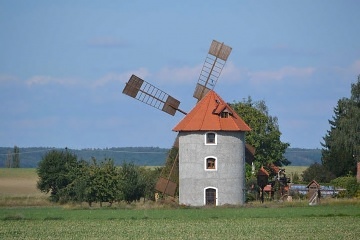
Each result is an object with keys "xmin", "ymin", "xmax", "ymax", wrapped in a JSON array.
[
  {"xmin": 37, "ymin": 150, "xmax": 161, "ymax": 205},
  {"xmin": 1, "ymin": 147, "xmax": 167, "ymax": 168}
]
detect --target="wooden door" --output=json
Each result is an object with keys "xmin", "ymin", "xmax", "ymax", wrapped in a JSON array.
[{"xmin": 205, "ymin": 188, "xmax": 216, "ymax": 205}]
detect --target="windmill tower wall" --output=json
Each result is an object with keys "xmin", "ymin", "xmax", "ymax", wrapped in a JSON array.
[{"xmin": 178, "ymin": 131, "xmax": 246, "ymax": 206}]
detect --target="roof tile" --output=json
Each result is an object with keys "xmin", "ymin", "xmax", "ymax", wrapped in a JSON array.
[{"xmin": 173, "ymin": 91, "xmax": 251, "ymax": 132}]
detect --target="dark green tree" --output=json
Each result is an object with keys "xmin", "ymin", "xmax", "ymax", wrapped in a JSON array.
[
  {"xmin": 302, "ymin": 163, "xmax": 335, "ymax": 183},
  {"xmin": 37, "ymin": 149, "xmax": 79, "ymax": 202},
  {"xmin": 139, "ymin": 166, "xmax": 162, "ymax": 201},
  {"xmin": 119, "ymin": 162, "xmax": 145, "ymax": 203},
  {"xmin": 92, "ymin": 158, "xmax": 119, "ymax": 206},
  {"xmin": 321, "ymin": 75, "xmax": 360, "ymax": 177},
  {"xmin": 58, "ymin": 160, "xmax": 91, "ymax": 204},
  {"xmin": 12, "ymin": 146, "xmax": 20, "ymax": 168},
  {"xmin": 230, "ymin": 97, "xmax": 290, "ymax": 174}
]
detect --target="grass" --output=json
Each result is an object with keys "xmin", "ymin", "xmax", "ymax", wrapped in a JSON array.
[
  {"xmin": 0, "ymin": 203, "xmax": 359, "ymax": 239},
  {"xmin": 1, "ymin": 168, "xmax": 359, "ymax": 239}
]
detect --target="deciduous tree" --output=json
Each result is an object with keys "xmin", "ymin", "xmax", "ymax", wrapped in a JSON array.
[
  {"xmin": 230, "ymin": 97, "xmax": 290, "ymax": 174},
  {"xmin": 302, "ymin": 163, "xmax": 335, "ymax": 183},
  {"xmin": 119, "ymin": 162, "xmax": 145, "ymax": 203},
  {"xmin": 37, "ymin": 149, "xmax": 79, "ymax": 202}
]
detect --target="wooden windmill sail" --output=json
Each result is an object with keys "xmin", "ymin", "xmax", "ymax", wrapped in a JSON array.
[{"xmin": 122, "ymin": 40, "xmax": 232, "ymax": 197}]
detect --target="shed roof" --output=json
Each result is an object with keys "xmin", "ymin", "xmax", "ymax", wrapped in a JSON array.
[
  {"xmin": 173, "ymin": 91, "xmax": 251, "ymax": 132},
  {"xmin": 307, "ymin": 180, "xmax": 320, "ymax": 188}
]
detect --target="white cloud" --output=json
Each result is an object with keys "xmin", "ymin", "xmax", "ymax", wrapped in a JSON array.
[
  {"xmin": 221, "ymin": 61, "xmax": 245, "ymax": 83},
  {"xmin": 248, "ymin": 66, "xmax": 316, "ymax": 84},
  {"xmin": 156, "ymin": 65, "xmax": 201, "ymax": 84},
  {"xmin": 333, "ymin": 59, "xmax": 360, "ymax": 78},
  {"xmin": 350, "ymin": 60, "xmax": 360, "ymax": 74},
  {"xmin": 152, "ymin": 62, "xmax": 316, "ymax": 88},
  {"xmin": 91, "ymin": 68, "xmax": 150, "ymax": 88},
  {"xmin": 0, "ymin": 74, "xmax": 18, "ymax": 83},
  {"xmin": 26, "ymin": 76, "xmax": 82, "ymax": 86},
  {"xmin": 23, "ymin": 68, "xmax": 150, "ymax": 89},
  {"xmin": 154, "ymin": 60, "xmax": 244, "ymax": 85},
  {"xmin": 91, "ymin": 73, "xmax": 125, "ymax": 88}
]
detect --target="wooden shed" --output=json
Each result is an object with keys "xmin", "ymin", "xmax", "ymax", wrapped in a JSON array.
[{"xmin": 307, "ymin": 180, "xmax": 320, "ymax": 205}]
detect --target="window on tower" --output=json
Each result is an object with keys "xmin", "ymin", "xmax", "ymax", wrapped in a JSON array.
[
  {"xmin": 205, "ymin": 157, "xmax": 217, "ymax": 170},
  {"xmin": 205, "ymin": 132, "xmax": 216, "ymax": 145}
]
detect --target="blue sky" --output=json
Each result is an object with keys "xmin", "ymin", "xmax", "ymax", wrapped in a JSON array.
[{"xmin": 1, "ymin": 1, "xmax": 359, "ymax": 149}]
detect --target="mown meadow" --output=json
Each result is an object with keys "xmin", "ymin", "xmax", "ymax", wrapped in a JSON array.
[{"xmin": 1, "ymin": 168, "xmax": 359, "ymax": 239}]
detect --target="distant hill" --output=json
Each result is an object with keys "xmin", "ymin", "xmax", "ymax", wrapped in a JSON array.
[
  {"xmin": 0, "ymin": 147, "xmax": 321, "ymax": 168},
  {"xmin": 0, "ymin": 147, "xmax": 168, "ymax": 168},
  {"xmin": 285, "ymin": 148, "xmax": 321, "ymax": 166}
]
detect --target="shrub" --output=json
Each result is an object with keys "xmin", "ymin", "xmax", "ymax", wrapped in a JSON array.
[{"xmin": 330, "ymin": 176, "xmax": 359, "ymax": 198}]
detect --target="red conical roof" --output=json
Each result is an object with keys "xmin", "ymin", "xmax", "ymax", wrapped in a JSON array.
[{"xmin": 173, "ymin": 91, "xmax": 251, "ymax": 132}]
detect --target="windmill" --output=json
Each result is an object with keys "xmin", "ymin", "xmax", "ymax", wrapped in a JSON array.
[{"xmin": 122, "ymin": 40, "xmax": 232, "ymax": 197}]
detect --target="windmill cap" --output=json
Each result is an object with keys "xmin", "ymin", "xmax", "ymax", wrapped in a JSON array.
[{"xmin": 173, "ymin": 90, "xmax": 251, "ymax": 132}]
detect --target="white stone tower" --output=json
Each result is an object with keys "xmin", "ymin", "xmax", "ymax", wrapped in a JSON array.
[{"xmin": 173, "ymin": 91, "xmax": 251, "ymax": 206}]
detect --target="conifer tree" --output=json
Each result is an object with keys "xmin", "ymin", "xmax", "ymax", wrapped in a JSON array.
[{"xmin": 321, "ymin": 75, "xmax": 360, "ymax": 177}]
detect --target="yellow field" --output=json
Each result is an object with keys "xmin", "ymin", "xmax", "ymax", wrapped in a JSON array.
[
  {"xmin": 0, "ymin": 168, "xmax": 43, "ymax": 197},
  {"xmin": 284, "ymin": 166, "xmax": 308, "ymax": 176}
]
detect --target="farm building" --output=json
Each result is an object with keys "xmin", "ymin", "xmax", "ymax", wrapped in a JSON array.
[{"xmin": 173, "ymin": 90, "xmax": 251, "ymax": 206}]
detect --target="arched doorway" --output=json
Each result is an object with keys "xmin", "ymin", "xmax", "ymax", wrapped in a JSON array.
[{"xmin": 205, "ymin": 188, "xmax": 217, "ymax": 205}]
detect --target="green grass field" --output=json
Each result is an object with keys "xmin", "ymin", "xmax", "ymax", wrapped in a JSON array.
[
  {"xmin": 1, "ymin": 203, "xmax": 359, "ymax": 239},
  {"xmin": 1, "ymin": 168, "xmax": 359, "ymax": 239}
]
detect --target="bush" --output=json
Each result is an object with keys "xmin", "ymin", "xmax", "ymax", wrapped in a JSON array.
[
  {"xmin": 330, "ymin": 176, "xmax": 360, "ymax": 198},
  {"xmin": 288, "ymin": 189, "xmax": 306, "ymax": 200},
  {"xmin": 245, "ymin": 177, "xmax": 259, "ymax": 202}
]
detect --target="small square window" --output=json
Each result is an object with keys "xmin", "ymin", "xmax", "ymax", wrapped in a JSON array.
[{"xmin": 206, "ymin": 132, "xmax": 216, "ymax": 144}]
